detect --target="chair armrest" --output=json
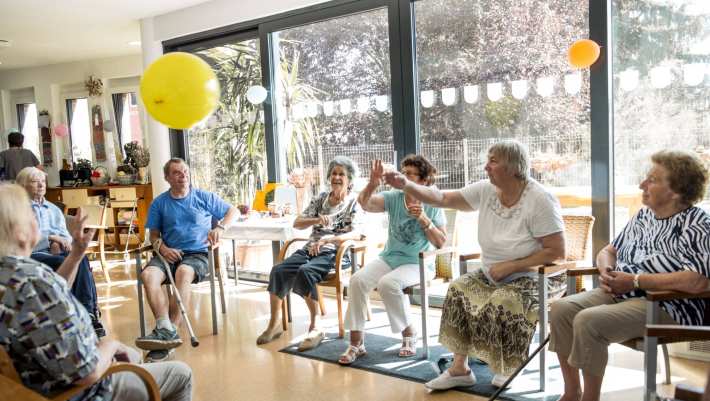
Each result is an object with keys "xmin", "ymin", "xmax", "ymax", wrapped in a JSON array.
[
  {"xmin": 419, "ymin": 246, "xmax": 457, "ymax": 260},
  {"xmin": 277, "ymin": 238, "xmax": 310, "ymax": 262},
  {"xmin": 645, "ymin": 289, "xmax": 710, "ymax": 302},
  {"xmin": 0, "ymin": 375, "xmax": 46, "ymax": 401},
  {"xmin": 50, "ymin": 363, "xmax": 160, "ymax": 401},
  {"xmin": 538, "ymin": 261, "xmax": 577, "ymax": 275},
  {"xmin": 567, "ymin": 267, "xmax": 600, "ymax": 277},
  {"xmin": 646, "ymin": 324, "xmax": 710, "ymax": 342},
  {"xmin": 459, "ymin": 253, "xmax": 481, "ymax": 262}
]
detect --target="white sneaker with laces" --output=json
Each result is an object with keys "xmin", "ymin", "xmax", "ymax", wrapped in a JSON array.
[
  {"xmin": 491, "ymin": 373, "xmax": 511, "ymax": 388},
  {"xmin": 424, "ymin": 370, "xmax": 476, "ymax": 390}
]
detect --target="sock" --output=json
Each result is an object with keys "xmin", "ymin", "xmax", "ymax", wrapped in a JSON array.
[{"xmin": 156, "ymin": 317, "xmax": 174, "ymax": 331}]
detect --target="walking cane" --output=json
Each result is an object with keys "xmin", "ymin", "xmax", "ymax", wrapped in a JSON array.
[{"xmin": 153, "ymin": 239, "xmax": 200, "ymax": 347}]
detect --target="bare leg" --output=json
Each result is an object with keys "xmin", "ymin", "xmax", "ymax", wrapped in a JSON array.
[
  {"xmin": 304, "ymin": 296, "xmax": 319, "ymax": 332},
  {"xmin": 557, "ymin": 355, "xmax": 582, "ymax": 401},
  {"xmin": 142, "ymin": 267, "xmax": 168, "ymax": 322},
  {"xmin": 170, "ymin": 265, "xmax": 195, "ymax": 328},
  {"xmin": 266, "ymin": 293, "xmax": 283, "ymax": 331},
  {"xmin": 350, "ymin": 330, "xmax": 363, "ymax": 346},
  {"xmin": 580, "ymin": 372, "xmax": 603, "ymax": 401},
  {"xmin": 402, "ymin": 325, "xmax": 414, "ymax": 338},
  {"xmin": 449, "ymin": 353, "xmax": 470, "ymax": 376}
]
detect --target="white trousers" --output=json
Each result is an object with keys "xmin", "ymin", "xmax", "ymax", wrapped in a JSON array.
[{"xmin": 344, "ymin": 258, "xmax": 430, "ymax": 334}]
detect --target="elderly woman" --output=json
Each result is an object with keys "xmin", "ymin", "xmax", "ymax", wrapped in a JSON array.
[
  {"xmin": 338, "ymin": 155, "xmax": 447, "ymax": 364},
  {"xmin": 384, "ymin": 139, "xmax": 565, "ymax": 390},
  {"xmin": 257, "ymin": 156, "xmax": 363, "ymax": 351},
  {"xmin": 15, "ymin": 166, "xmax": 104, "ymax": 337},
  {"xmin": 0, "ymin": 184, "xmax": 193, "ymax": 401},
  {"xmin": 550, "ymin": 150, "xmax": 710, "ymax": 401}
]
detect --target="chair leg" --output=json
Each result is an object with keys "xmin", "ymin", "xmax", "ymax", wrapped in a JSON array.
[
  {"xmin": 661, "ymin": 344, "xmax": 671, "ymax": 385},
  {"xmin": 208, "ymin": 250, "xmax": 218, "ymax": 335},
  {"xmin": 316, "ymin": 286, "xmax": 326, "ymax": 316},
  {"xmin": 282, "ymin": 295, "xmax": 289, "ymax": 331},
  {"xmin": 99, "ymin": 228, "xmax": 110, "ymax": 284},
  {"xmin": 136, "ymin": 252, "xmax": 146, "ymax": 337},
  {"xmin": 336, "ymin": 285, "xmax": 344, "ymax": 338},
  {"xmin": 214, "ymin": 249, "xmax": 227, "ymax": 314}
]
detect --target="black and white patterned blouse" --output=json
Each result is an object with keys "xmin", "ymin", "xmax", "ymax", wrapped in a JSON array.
[
  {"xmin": 301, "ymin": 191, "xmax": 361, "ymax": 251},
  {"xmin": 612, "ymin": 206, "xmax": 710, "ymax": 326}
]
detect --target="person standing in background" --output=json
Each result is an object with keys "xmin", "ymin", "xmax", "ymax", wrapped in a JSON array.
[{"xmin": 0, "ymin": 131, "xmax": 43, "ymax": 181}]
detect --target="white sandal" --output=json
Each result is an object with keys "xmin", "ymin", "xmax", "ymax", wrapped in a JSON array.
[
  {"xmin": 399, "ymin": 335, "xmax": 418, "ymax": 357},
  {"xmin": 338, "ymin": 343, "xmax": 366, "ymax": 365}
]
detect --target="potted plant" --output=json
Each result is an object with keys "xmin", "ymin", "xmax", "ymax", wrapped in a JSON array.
[
  {"xmin": 123, "ymin": 141, "xmax": 151, "ymax": 184},
  {"xmin": 75, "ymin": 158, "xmax": 93, "ymax": 182}
]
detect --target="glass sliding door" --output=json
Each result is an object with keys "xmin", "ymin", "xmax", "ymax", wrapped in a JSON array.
[
  {"xmin": 612, "ymin": 1, "xmax": 710, "ymax": 234},
  {"xmin": 269, "ymin": 7, "xmax": 395, "ymax": 199},
  {"xmin": 413, "ymin": 0, "xmax": 592, "ymax": 260}
]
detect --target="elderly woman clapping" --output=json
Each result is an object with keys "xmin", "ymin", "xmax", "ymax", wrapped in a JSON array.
[
  {"xmin": 550, "ymin": 150, "xmax": 710, "ymax": 401},
  {"xmin": 257, "ymin": 156, "xmax": 364, "ymax": 351},
  {"xmin": 384, "ymin": 140, "xmax": 566, "ymax": 390},
  {"xmin": 15, "ymin": 167, "xmax": 104, "ymax": 336}
]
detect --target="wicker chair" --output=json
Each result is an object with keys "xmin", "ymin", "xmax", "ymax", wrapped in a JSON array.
[{"xmin": 0, "ymin": 347, "xmax": 160, "ymax": 401}]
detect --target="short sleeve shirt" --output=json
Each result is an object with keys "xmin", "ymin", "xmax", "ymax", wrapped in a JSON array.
[
  {"xmin": 0, "ymin": 256, "xmax": 110, "ymax": 400},
  {"xmin": 146, "ymin": 188, "xmax": 231, "ymax": 252},
  {"xmin": 379, "ymin": 190, "xmax": 446, "ymax": 269},
  {"xmin": 0, "ymin": 148, "xmax": 40, "ymax": 180},
  {"xmin": 459, "ymin": 179, "xmax": 564, "ymax": 283}
]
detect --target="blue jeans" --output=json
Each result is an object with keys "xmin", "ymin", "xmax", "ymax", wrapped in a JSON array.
[{"xmin": 31, "ymin": 251, "xmax": 98, "ymax": 315}]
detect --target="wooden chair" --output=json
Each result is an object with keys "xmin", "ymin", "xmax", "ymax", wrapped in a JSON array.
[
  {"xmin": 277, "ymin": 237, "xmax": 367, "ymax": 338},
  {"xmin": 134, "ymin": 241, "xmax": 227, "ymax": 339},
  {"xmin": 0, "ymin": 346, "xmax": 160, "ymax": 401},
  {"xmin": 567, "ymin": 269, "xmax": 710, "ymax": 401},
  {"xmin": 82, "ymin": 203, "xmax": 111, "ymax": 283}
]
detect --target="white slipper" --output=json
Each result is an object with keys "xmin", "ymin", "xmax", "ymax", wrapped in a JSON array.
[
  {"xmin": 491, "ymin": 373, "xmax": 511, "ymax": 388},
  {"xmin": 424, "ymin": 369, "xmax": 476, "ymax": 390}
]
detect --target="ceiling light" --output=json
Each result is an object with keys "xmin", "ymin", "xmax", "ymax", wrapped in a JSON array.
[
  {"xmin": 128, "ymin": 41, "xmax": 141, "ymax": 46},
  {"xmin": 0, "ymin": 40, "xmax": 10, "ymax": 48}
]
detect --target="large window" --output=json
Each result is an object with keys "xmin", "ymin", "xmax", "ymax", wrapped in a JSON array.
[
  {"xmin": 111, "ymin": 92, "xmax": 145, "ymax": 156},
  {"xmin": 66, "ymin": 98, "xmax": 92, "ymax": 163},
  {"xmin": 612, "ymin": 0, "xmax": 710, "ymax": 233},
  {"xmin": 270, "ymin": 7, "xmax": 394, "ymax": 192},
  {"xmin": 16, "ymin": 103, "xmax": 40, "ymax": 159}
]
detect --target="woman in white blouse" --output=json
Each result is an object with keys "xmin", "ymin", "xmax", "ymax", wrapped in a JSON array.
[{"xmin": 384, "ymin": 139, "xmax": 565, "ymax": 390}]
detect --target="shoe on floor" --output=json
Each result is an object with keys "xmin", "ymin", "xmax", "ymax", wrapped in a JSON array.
[
  {"xmin": 256, "ymin": 327, "xmax": 283, "ymax": 345},
  {"xmin": 145, "ymin": 349, "xmax": 175, "ymax": 363},
  {"xmin": 338, "ymin": 343, "xmax": 366, "ymax": 365},
  {"xmin": 491, "ymin": 373, "xmax": 511, "ymax": 388},
  {"xmin": 297, "ymin": 329, "xmax": 325, "ymax": 352},
  {"xmin": 135, "ymin": 327, "xmax": 183, "ymax": 351},
  {"xmin": 424, "ymin": 369, "xmax": 476, "ymax": 390},
  {"xmin": 89, "ymin": 313, "xmax": 106, "ymax": 338}
]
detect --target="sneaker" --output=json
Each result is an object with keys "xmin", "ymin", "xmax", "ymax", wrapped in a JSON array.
[
  {"xmin": 145, "ymin": 349, "xmax": 175, "ymax": 363},
  {"xmin": 424, "ymin": 369, "xmax": 477, "ymax": 390},
  {"xmin": 89, "ymin": 313, "xmax": 106, "ymax": 338},
  {"xmin": 135, "ymin": 327, "xmax": 183, "ymax": 351},
  {"xmin": 491, "ymin": 373, "xmax": 511, "ymax": 388}
]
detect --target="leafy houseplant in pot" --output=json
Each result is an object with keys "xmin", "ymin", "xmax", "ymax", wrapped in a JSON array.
[{"xmin": 123, "ymin": 141, "xmax": 151, "ymax": 184}]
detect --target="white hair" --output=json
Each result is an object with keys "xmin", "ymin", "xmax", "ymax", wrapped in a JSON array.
[
  {"xmin": 15, "ymin": 166, "xmax": 46, "ymax": 187},
  {"xmin": 0, "ymin": 184, "xmax": 35, "ymax": 257}
]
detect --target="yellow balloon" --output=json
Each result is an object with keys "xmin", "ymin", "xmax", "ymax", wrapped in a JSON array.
[{"xmin": 140, "ymin": 52, "xmax": 220, "ymax": 129}]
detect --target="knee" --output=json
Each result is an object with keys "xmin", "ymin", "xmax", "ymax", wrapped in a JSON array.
[
  {"xmin": 349, "ymin": 272, "xmax": 367, "ymax": 293},
  {"xmin": 377, "ymin": 277, "xmax": 401, "ymax": 296},
  {"xmin": 572, "ymin": 308, "xmax": 603, "ymax": 337},
  {"xmin": 170, "ymin": 361, "xmax": 193, "ymax": 391},
  {"xmin": 175, "ymin": 266, "xmax": 195, "ymax": 285},
  {"xmin": 550, "ymin": 298, "xmax": 577, "ymax": 325}
]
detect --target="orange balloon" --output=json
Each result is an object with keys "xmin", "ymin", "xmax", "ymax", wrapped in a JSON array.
[{"xmin": 568, "ymin": 39, "xmax": 600, "ymax": 69}]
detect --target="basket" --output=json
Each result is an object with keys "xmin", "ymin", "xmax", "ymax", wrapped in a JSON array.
[{"xmin": 116, "ymin": 175, "xmax": 135, "ymax": 185}]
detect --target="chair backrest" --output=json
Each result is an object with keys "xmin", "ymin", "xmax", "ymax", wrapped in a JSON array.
[
  {"xmin": 60, "ymin": 189, "xmax": 89, "ymax": 210},
  {"xmin": 562, "ymin": 215, "xmax": 594, "ymax": 262},
  {"xmin": 0, "ymin": 346, "xmax": 21, "ymax": 383},
  {"xmin": 82, "ymin": 204, "xmax": 109, "ymax": 228}
]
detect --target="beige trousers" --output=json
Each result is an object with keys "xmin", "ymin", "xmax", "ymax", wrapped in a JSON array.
[
  {"xmin": 111, "ymin": 347, "xmax": 193, "ymax": 401},
  {"xmin": 548, "ymin": 288, "xmax": 675, "ymax": 377}
]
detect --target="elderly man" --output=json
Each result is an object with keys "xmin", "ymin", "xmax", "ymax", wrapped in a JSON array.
[
  {"xmin": 0, "ymin": 183, "xmax": 193, "ymax": 401},
  {"xmin": 136, "ymin": 158, "xmax": 237, "ymax": 362},
  {"xmin": 15, "ymin": 166, "xmax": 105, "ymax": 337},
  {"xmin": 0, "ymin": 131, "xmax": 42, "ymax": 181}
]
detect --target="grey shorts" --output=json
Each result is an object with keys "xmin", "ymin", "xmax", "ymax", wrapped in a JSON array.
[{"xmin": 144, "ymin": 252, "xmax": 209, "ymax": 284}]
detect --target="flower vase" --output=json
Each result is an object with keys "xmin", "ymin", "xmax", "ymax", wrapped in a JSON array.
[{"xmin": 138, "ymin": 167, "xmax": 148, "ymax": 184}]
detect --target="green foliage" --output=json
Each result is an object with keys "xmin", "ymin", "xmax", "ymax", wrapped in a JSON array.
[{"xmin": 484, "ymin": 96, "xmax": 522, "ymax": 130}]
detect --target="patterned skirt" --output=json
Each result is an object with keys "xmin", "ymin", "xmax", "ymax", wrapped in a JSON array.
[{"xmin": 439, "ymin": 270, "xmax": 565, "ymax": 375}]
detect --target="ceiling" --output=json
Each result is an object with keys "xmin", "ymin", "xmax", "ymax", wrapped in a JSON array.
[{"xmin": 0, "ymin": 0, "xmax": 212, "ymax": 71}]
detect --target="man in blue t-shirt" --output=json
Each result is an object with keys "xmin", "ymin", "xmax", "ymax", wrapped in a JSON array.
[{"xmin": 136, "ymin": 158, "xmax": 236, "ymax": 361}]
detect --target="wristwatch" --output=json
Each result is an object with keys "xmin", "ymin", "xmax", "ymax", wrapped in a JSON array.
[
  {"xmin": 633, "ymin": 273, "xmax": 641, "ymax": 289},
  {"xmin": 215, "ymin": 223, "xmax": 226, "ymax": 230}
]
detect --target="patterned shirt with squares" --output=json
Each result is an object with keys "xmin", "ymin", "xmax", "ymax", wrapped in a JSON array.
[{"xmin": 0, "ymin": 256, "xmax": 111, "ymax": 400}]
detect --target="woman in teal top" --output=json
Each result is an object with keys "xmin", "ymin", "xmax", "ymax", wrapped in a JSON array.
[{"xmin": 339, "ymin": 155, "xmax": 447, "ymax": 365}]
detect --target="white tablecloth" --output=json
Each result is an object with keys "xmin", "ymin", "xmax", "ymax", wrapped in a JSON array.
[{"xmin": 222, "ymin": 216, "xmax": 310, "ymax": 242}]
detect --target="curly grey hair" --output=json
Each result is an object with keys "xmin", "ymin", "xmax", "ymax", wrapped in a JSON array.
[
  {"xmin": 488, "ymin": 139, "xmax": 530, "ymax": 181},
  {"xmin": 326, "ymin": 156, "xmax": 359, "ymax": 190}
]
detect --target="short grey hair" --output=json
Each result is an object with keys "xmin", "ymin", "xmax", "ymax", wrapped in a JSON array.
[
  {"xmin": 326, "ymin": 156, "xmax": 359, "ymax": 189},
  {"xmin": 15, "ymin": 167, "xmax": 46, "ymax": 187},
  {"xmin": 0, "ymin": 184, "xmax": 35, "ymax": 257},
  {"xmin": 163, "ymin": 158, "xmax": 188, "ymax": 178},
  {"xmin": 488, "ymin": 140, "xmax": 530, "ymax": 181}
]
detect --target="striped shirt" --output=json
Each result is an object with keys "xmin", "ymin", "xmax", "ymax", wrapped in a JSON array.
[{"xmin": 612, "ymin": 206, "xmax": 710, "ymax": 326}]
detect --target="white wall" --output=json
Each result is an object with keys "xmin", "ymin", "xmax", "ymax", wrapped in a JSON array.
[
  {"xmin": 0, "ymin": 54, "xmax": 143, "ymax": 186},
  {"xmin": 151, "ymin": 0, "xmax": 330, "ymax": 42}
]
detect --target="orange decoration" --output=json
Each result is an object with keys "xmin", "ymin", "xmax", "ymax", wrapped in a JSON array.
[{"xmin": 568, "ymin": 39, "xmax": 601, "ymax": 69}]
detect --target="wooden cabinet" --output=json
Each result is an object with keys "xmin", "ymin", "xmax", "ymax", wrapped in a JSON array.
[{"xmin": 46, "ymin": 184, "xmax": 154, "ymax": 244}]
